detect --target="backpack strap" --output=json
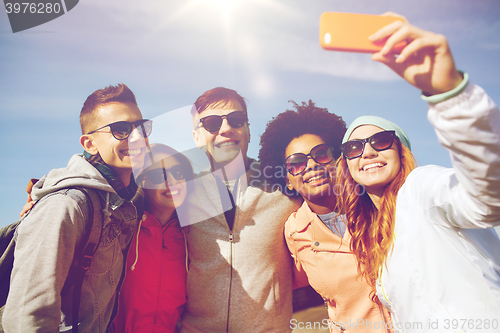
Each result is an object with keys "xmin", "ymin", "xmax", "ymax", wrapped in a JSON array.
[
  {"xmin": 60, "ymin": 187, "xmax": 103, "ymax": 333},
  {"xmin": 0, "ymin": 220, "xmax": 21, "ymax": 308},
  {"xmin": 1, "ymin": 186, "xmax": 103, "ymax": 333}
]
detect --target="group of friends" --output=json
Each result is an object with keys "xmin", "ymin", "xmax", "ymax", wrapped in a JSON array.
[{"xmin": 2, "ymin": 16, "xmax": 500, "ymax": 333}]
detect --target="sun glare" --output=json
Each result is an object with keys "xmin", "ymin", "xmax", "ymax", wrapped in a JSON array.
[
  {"xmin": 196, "ymin": 0, "xmax": 243, "ymax": 18},
  {"xmin": 204, "ymin": 0, "xmax": 238, "ymax": 8}
]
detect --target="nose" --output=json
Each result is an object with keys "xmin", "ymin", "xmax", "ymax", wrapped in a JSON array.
[
  {"xmin": 128, "ymin": 126, "xmax": 144, "ymax": 142},
  {"xmin": 218, "ymin": 118, "xmax": 232, "ymax": 134},
  {"xmin": 361, "ymin": 141, "xmax": 377, "ymax": 158},
  {"xmin": 304, "ymin": 155, "xmax": 318, "ymax": 171},
  {"xmin": 165, "ymin": 171, "xmax": 180, "ymax": 186}
]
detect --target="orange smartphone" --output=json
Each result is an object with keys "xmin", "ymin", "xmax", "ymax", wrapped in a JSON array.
[{"xmin": 319, "ymin": 12, "xmax": 405, "ymax": 53}]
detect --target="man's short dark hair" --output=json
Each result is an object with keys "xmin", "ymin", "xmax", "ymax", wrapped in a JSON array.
[
  {"xmin": 258, "ymin": 100, "xmax": 346, "ymax": 197},
  {"xmin": 192, "ymin": 87, "xmax": 247, "ymax": 115},
  {"xmin": 80, "ymin": 83, "xmax": 138, "ymax": 134}
]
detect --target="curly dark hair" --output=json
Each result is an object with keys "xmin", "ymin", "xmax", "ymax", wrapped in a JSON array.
[{"xmin": 258, "ymin": 100, "xmax": 346, "ymax": 197}]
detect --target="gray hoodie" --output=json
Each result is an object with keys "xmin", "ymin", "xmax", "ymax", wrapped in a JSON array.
[
  {"xmin": 3, "ymin": 154, "xmax": 138, "ymax": 333},
  {"xmin": 180, "ymin": 159, "xmax": 301, "ymax": 333}
]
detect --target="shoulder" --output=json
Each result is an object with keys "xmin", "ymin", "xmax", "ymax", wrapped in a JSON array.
[
  {"xmin": 397, "ymin": 165, "xmax": 461, "ymax": 218},
  {"xmin": 285, "ymin": 202, "xmax": 313, "ymax": 231},
  {"xmin": 20, "ymin": 187, "xmax": 99, "ymax": 234},
  {"xmin": 401, "ymin": 165, "xmax": 454, "ymax": 194}
]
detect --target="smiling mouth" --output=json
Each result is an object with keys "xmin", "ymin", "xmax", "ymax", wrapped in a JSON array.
[
  {"xmin": 166, "ymin": 189, "xmax": 179, "ymax": 196},
  {"xmin": 304, "ymin": 172, "xmax": 329, "ymax": 184},
  {"xmin": 163, "ymin": 188, "xmax": 183, "ymax": 199},
  {"xmin": 121, "ymin": 148, "xmax": 143, "ymax": 156},
  {"xmin": 215, "ymin": 141, "xmax": 239, "ymax": 148},
  {"xmin": 362, "ymin": 162, "xmax": 385, "ymax": 172}
]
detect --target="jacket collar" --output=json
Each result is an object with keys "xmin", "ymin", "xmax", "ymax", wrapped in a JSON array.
[{"xmin": 294, "ymin": 201, "xmax": 351, "ymax": 243}]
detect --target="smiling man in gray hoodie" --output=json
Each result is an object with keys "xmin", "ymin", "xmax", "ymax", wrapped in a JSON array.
[
  {"xmin": 2, "ymin": 84, "xmax": 150, "ymax": 332},
  {"xmin": 180, "ymin": 87, "xmax": 301, "ymax": 333}
]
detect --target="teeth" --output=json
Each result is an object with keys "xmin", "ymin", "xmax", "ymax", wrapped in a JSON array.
[
  {"xmin": 216, "ymin": 141, "xmax": 237, "ymax": 148},
  {"xmin": 305, "ymin": 174, "xmax": 327, "ymax": 183},
  {"xmin": 122, "ymin": 149, "xmax": 142, "ymax": 156},
  {"xmin": 362, "ymin": 163, "xmax": 384, "ymax": 171},
  {"xmin": 166, "ymin": 189, "xmax": 179, "ymax": 196}
]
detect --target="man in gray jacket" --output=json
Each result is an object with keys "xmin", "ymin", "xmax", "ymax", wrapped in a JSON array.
[
  {"xmin": 180, "ymin": 87, "xmax": 301, "ymax": 332},
  {"xmin": 3, "ymin": 84, "xmax": 151, "ymax": 332}
]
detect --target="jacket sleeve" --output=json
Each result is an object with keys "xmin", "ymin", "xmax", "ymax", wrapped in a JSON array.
[
  {"xmin": 3, "ymin": 191, "xmax": 87, "ymax": 333},
  {"xmin": 422, "ymin": 82, "xmax": 500, "ymax": 228},
  {"xmin": 284, "ymin": 215, "xmax": 309, "ymax": 290}
]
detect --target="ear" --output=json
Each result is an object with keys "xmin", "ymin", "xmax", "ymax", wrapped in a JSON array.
[
  {"xmin": 287, "ymin": 183, "xmax": 294, "ymax": 191},
  {"xmin": 80, "ymin": 134, "xmax": 98, "ymax": 155},
  {"xmin": 192, "ymin": 129, "xmax": 205, "ymax": 149}
]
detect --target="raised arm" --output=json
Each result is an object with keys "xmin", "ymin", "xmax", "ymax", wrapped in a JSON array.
[
  {"xmin": 373, "ymin": 15, "xmax": 500, "ymax": 227},
  {"xmin": 370, "ymin": 13, "xmax": 463, "ymax": 96}
]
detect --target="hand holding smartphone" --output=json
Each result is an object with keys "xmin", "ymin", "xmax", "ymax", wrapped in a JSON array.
[{"xmin": 319, "ymin": 12, "xmax": 405, "ymax": 53}]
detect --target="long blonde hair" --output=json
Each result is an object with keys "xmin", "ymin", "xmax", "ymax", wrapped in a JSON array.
[{"xmin": 336, "ymin": 138, "xmax": 416, "ymax": 289}]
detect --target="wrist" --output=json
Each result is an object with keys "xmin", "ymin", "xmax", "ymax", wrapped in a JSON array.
[{"xmin": 421, "ymin": 71, "xmax": 468, "ymax": 103}]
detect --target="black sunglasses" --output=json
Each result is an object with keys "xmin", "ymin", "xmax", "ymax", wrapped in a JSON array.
[
  {"xmin": 87, "ymin": 119, "xmax": 152, "ymax": 141},
  {"xmin": 284, "ymin": 144, "xmax": 335, "ymax": 176},
  {"xmin": 197, "ymin": 111, "xmax": 247, "ymax": 133},
  {"xmin": 341, "ymin": 130, "xmax": 396, "ymax": 160},
  {"xmin": 141, "ymin": 164, "xmax": 187, "ymax": 185}
]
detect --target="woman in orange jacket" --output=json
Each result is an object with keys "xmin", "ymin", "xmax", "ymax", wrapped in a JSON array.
[
  {"xmin": 111, "ymin": 144, "xmax": 193, "ymax": 333},
  {"xmin": 259, "ymin": 101, "xmax": 392, "ymax": 333}
]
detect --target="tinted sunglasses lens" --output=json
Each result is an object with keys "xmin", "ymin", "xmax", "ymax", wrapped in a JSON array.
[
  {"xmin": 136, "ymin": 120, "xmax": 153, "ymax": 138},
  {"xmin": 286, "ymin": 155, "xmax": 307, "ymax": 176},
  {"xmin": 371, "ymin": 131, "xmax": 394, "ymax": 150},
  {"xmin": 169, "ymin": 165, "xmax": 186, "ymax": 181},
  {"xmin": 200, "ymin": 112, "xmax": 246, "ymax": 132},
  {"xmin": 201, "ymin": 116, "xmax": 223, "ymax": 132},
  {"xmin": 311, "ymin": 145, "xmax": 334, "ymax": 164},
  {"xmin": 227, "ymin": 111, "xmax": 247, "ymax": 128},
  {"xmin": 344, "ymin": 141, "xmax": 364, "ymax": 159},
  {"xmin": 109, "ymin": 120, "xmax": 152, "ymax": 140},
  {"xmin": 109, "ymin": 122, "xmax": 133, "ymax": 140},
  {"xmin": 145, "ymin": 169, "xmax": 166, "ymax": 184}
]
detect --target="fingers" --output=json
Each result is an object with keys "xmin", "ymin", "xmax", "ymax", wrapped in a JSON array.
[
  {"xmin": 369, "ymin": 13, "xmax": 440, "ymax": 57},
  {"xmin": 369, "ymin": 19, "xmax": 404, "ymax": 43},
  {"xmin": 20, "ymin": 201, "xmax": 35, "ymax": 218},
  {"xmin": 380, "ymin": 12, "xmax": 408, "ymax": 21},
  {"xmin": 371, "ymin": 51, "xmax": 395, "ymax": 64},
  {"xmin": 384, "ymin": 24, "xmax": 430, "ymax": 55},
  {"xmin": 396, "ymin": 33, "xmax": 446, "ymax": 63}
]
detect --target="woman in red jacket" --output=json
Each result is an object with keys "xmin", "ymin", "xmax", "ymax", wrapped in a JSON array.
[{"xmin": 112, "ymin": 144, "xmax": 193, "ymax": 333}]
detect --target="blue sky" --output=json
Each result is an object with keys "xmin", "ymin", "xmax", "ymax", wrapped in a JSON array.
[{"xmin": 1, "ymin": 0, "xmax": 500, "ymax": 230}]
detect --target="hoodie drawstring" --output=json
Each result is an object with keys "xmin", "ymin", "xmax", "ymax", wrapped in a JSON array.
[
  {"xmin": 130, "ymin": 214, "xmax": 147, "ymax": 271},
  {"xmin": 182, "ymin": 227, "xmax": 189, "ymax": 273}
]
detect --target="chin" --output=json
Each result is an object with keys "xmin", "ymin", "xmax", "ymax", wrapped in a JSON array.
[{"xmin": 212, "ymin": 149, "xmax": 243, "ymax": 165}]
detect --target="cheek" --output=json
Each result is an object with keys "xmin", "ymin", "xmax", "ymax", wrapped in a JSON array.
[
  {"xmin": 286, "ymin": 173, "xmax": 296, "ymax": 189},
  {"xmin": 391, "ymin": 158, "xmax": 402, "ymax": 179},
  {"xmin": 144, "ymin": 188, "xmax": 160, "ymax": 202},
  {"xmin": 345, "ymin": 160, "xmax": 358, "ymax": 175},
  {"xmin": 204, "ymin": 131, "xmax": 217, "ymax": 142},
  {"xmin": 179, "ymin": 182, "xmax": 188, "ymax": 195}
]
